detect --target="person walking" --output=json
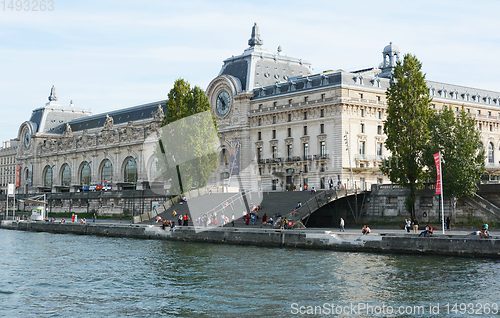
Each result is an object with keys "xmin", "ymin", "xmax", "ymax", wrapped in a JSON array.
[
  {"xmin": 339, "ymin": 218, "xmax": 345, "ymax": 232},
  {"xmin": 446, "ymin": 216, "xmax": 451, "ymax": 230},
  {"xmin": 231, "ymin": 214, "xmax": 235, "ymax": 227}
]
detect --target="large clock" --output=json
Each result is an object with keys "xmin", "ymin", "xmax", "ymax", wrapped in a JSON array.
[
  {"xmin": 216, "ymin": 90, "xmax": 231, "ymax": 117},
  {"xmin": 24, "ymin": 130, "xmax": 31, "ymax": 148}
]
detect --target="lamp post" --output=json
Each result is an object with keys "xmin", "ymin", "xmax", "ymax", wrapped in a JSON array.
[
  {"xmin": 49, "ymin": 164, "xmax": 55, "ymax": 219},
  {"xmin": 86, "ymin": 161, "xmax": 92, "ymax": 214}
]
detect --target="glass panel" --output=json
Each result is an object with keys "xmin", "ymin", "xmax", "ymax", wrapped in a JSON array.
[
  {"xmin": 124, "ymin": 159, "xmax": 137, "ymax": 183},
  {"xmin": 61, "ymin": 165, "xmax": 71, "ymax": 186},
  {"xmin": 44, "ymin": 166, "xmax": 52, "ymax": 187},
  {"xmin": 101, "ymin": 160, "xmax": 113, "ymax": 183},
  {"xmin": 81, "ymin": 163, "xmax": 91, "ymax": 185}
]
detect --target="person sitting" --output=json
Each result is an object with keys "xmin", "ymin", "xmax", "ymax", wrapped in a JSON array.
[
  {"xmin": 180, "ymin": 196, "xmax": 187, "ymax": 204},
  {"xmin": 479, "ymin": 226, "xmax": 489, "ymax": 239},
  {"xmin": 361, "ymin": 225, "xmax": 371, "ymax": 235},
  {"xmin": 418, "ymin": 225, "xmax": 433, "ymax": 237},
  {"xmin": 310, "ymin": 186, "xmax": 317, "ymax": 194}
]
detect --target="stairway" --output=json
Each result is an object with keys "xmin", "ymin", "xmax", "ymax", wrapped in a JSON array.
[{"xmin": 462, "ymin": 194, "xmax": 500, "ymax": 221}]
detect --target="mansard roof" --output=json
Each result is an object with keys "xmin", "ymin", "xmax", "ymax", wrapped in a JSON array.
[
  {"xmin": 50, "ymin": 100, "xmax": 166, "ymax": 134},
  {"xmin": 218, "ymin": 23, "xmax": 314, "ymax": 91}
]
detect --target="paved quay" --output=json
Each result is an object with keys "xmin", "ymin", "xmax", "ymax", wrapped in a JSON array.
[{"xmin": 1, "ymin": 220, "xmax": 499, "ymax": 258}]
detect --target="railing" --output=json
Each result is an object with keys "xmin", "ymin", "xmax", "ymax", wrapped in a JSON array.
[
  {"xmin": 313, "ymin": 154, "xmax": 329, "ymax": 160},
  {"xmin": 202, "ymin": 188, "xmax": 262, "ymax": 220},
  {"xmin": 134, "ymin": 186, "xmax": 236, "ymax": 223},
  {"xmin": 284, "ymin": 187, "xmax": 358, "ymax": 224}
]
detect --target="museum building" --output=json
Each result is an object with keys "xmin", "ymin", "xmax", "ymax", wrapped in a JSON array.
[
  {"xmin": 1, "ymin": 23, "xmax": 500, "ymax": 213},
  {"xmin": 207, "ymin": 23, "xmax": 500, "ymax": 192}
]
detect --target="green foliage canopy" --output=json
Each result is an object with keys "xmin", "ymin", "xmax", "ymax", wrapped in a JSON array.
[
  {"xmin": 155, "ymin": 79, "xmax": 219, "ymax": 194},
  {"xmin": 424, "ymin": 106, "xmax": 485, "ymax": 199},
  {"xmin": 382, "ymin": 54, "xmax": 434, "ymax": 220}
]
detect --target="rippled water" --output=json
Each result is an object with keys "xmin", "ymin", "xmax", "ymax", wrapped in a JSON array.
[{"xmin": 1, "ymin": 229, "xmax": 499, "ymax": 317}]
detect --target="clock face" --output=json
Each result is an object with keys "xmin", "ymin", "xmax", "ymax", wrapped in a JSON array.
[
  {"xmin": 216, "ymin": 91, "xmax": 231, "ymax": 117},
  {"xmin": 24, "ymin": 131, "xmax": 31, "ymax": 148}
]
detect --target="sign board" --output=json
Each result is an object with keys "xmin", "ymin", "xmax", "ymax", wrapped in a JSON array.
[{"xmin": 7, "ymin": 184, "xmax": 14, "ymax": 197}]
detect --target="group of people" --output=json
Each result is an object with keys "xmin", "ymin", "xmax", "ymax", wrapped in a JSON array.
[
  {"xmin": 418, "ymin": 225, "xmax": 434, "ymax": 237},
  {"xmin": 469, "ymin": 223, "xmax": 490, "ymax": 238},
  {"xmin": 404, "ymin": 218, "xmax": 421, "ymax": 233},
  {"xmin": 161, "ymin": 219, "xmax": 176, "ymax": 231}
]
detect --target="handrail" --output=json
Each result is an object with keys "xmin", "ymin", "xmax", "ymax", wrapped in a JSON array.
[{"xmin": 284, "ymin": 187, "xmax": 358, "ymax": 222}]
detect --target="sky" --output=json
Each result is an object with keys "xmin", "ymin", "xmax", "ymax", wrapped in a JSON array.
[{"xmin": 1, "ymin": 0, "xmax": 500, "ymax": 144}]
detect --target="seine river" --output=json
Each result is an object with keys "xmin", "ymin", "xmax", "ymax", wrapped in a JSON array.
[{"xmin": 1, "ymin": 229, "xmax": 500, "ymax": 317}]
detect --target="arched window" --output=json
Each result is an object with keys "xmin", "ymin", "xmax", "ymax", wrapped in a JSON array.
[
  {"xmin": 61, "ymin": 165, "xmax": 71, "ymax": 186},
  {"xmin": 100, "ymin": 160, "xmax": 113, "ymax": 183},
  {"xmin": 148, "ymin": 157, "xmax": 162, "ymax": 182},
  {"xmin": 80, "ymin": 162, "xmax": 91, "ymax": 185},
  {"xmin": 43, "ymin": 166, "xmax": 53, "ymax": 187},
  {"xmin": 488, "ymin": 143, "xmax": 495, "ymax": 164},
  {"xmin": 124, "ymin": 158, "xmax": 137, "ymax": 183}
]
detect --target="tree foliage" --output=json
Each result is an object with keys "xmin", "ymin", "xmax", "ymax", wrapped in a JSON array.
[
  {"xmin": 424, "ymin": 106, "xmax": 485, "ymax": 220},
  {"xmin": 156, "ymin": 79, "xmax": 219, "ymax": 195},
  {"xmin": 381, "ymin": 54, "xmax": 434, "ymax": 220}
]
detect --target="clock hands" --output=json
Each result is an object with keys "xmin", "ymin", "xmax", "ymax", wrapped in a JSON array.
[{"xmin": 218, "ymin": 97, "xmax": 226, "ymax": 110}]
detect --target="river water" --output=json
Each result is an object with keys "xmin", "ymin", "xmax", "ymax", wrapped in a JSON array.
[{"xmin": 1, "ymin": 229, "xmax": 499, "ymax": 317}]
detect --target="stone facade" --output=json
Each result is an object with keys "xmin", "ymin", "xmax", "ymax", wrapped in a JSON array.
[
  {"xmin": 0, "ymin": 140, "xmax": 18, "ymax": 195},
  {"xmin": 207, "ymin": 24, "xmax": 500, "ymax": 193}
]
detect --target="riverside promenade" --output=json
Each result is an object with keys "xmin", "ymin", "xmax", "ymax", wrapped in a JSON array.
[{"xmin": 1, "ymin": 220, "xmax": 500, "ymax": 258}]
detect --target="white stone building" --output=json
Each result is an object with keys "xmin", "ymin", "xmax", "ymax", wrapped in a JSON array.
[{"xmin": 207, "ymin": 24, "xmax": 500, "ymax": 193}]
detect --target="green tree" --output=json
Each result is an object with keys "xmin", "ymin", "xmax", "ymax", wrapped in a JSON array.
[
  {"xmin": 424, "ymin": 106, "xmax": 485, "ymax": 222},
  {"xmin": 382, "ymin": 54, "xmax": 434, "ymax": 221},
  {"xmin": 156, "ymin": 78, "xmax": 219, "ymax": 195}
]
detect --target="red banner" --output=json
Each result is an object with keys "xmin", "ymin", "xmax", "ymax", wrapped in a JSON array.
[
  {"xmin": 433, "ymin": 152, "xmax": 442, "ymax": 195},
  {"xmin": 15, "ymin": 165, "xmax": 21, "ymax": 188}
]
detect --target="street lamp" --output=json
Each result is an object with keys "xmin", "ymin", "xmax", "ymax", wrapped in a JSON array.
[{"xmin": 86, "ymin": 161, "xmax": 92, "ymax": 214}]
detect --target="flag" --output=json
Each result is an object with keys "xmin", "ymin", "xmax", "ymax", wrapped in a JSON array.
[{"xmin": 433, "ymin": 152, "xmax": 442, "ymax": 195}]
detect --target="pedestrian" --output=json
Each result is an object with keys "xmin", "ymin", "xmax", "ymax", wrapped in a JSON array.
[
  {"xmin": 231, "ymin": 213, "xmax": 235, "ymax": 227},
  {"xmin": 339, "ymin": 218, "xmax": 345, "ymax": 232},
  {"xmin": 405, "ymin": 219, "xmax": 411, "ymax": 233},
  {"xmin": 93, "ymin": 213, "xmax": 96, "ymax": 223},
  {"xmin": 446, "ymin": 216, "xmax": 451, "ymax": 230},
  {"xmin": 72, "ymin": 213, "xmax": 75, "ymax": 223},
  {"xmin": 178, "ymin": 214, "xmax": 182, "ymax": 226},
  {"xmin": 412, "ymin": 218, "xmax": 419, "ymax": 233}
]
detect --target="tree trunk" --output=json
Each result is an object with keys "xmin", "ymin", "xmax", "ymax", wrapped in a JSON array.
[{"xmin": 410, "ymin": 187, "xmax": 416, "ymax": 221}]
